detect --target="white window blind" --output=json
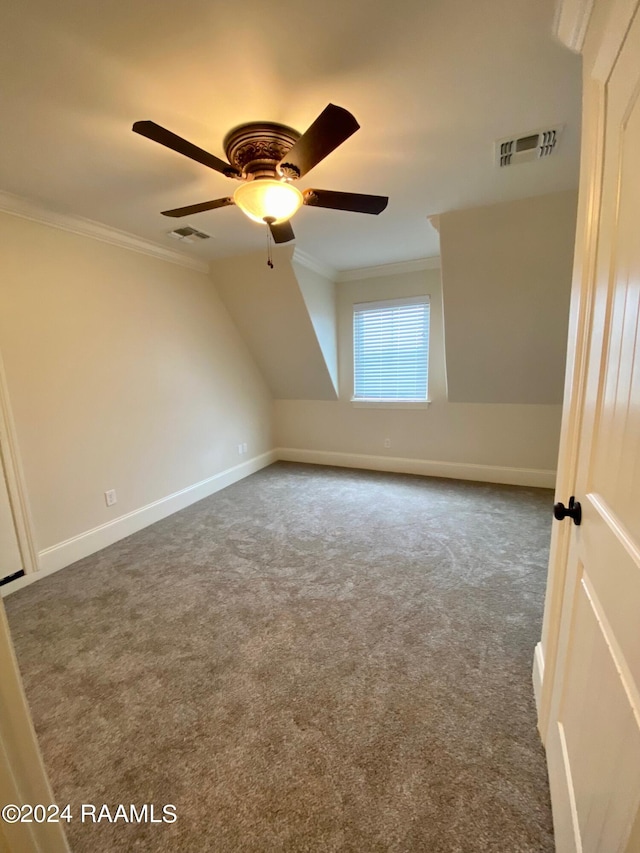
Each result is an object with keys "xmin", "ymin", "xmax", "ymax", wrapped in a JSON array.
[{"xmin": 353, "ymin": 297, "xmax": 430, "ymax": 401}]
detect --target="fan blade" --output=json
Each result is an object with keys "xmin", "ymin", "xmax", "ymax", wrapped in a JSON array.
[
  {"xmin": 268, "ymin": 220, "xmax": 295, "ymax": 244},
  {"xmin": 161, "ymin": 197, "xmax": 234, "ymax": 217},
  {"xmin": 278, "ymin": 104, "xmax": 359, "ymax": 179},
  {"xmin": 303, "ymin": 189, "xmax": 388, "ymax": 215},
  {"xmin": 133, "ymin": 121, "xmax": 240, "ymax": 178}
]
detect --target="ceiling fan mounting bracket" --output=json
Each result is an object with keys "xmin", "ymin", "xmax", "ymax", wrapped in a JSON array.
[{"xmin": 223, "ymin": 122, "xmax": 300, "ymax": 180}]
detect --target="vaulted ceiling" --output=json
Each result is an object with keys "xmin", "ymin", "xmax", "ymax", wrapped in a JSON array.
[{"xmin": 1, "ymin": 0, "xmax": 581, "ymax": 270}]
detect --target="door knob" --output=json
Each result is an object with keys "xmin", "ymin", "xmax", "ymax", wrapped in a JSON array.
[{"xmin": 553, "ymin": 495, "xmax": 581, "ymax": 526}]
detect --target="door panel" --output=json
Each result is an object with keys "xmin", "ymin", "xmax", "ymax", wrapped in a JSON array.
[
  {"xmin": 582, "ymin": 494, "xmax": 640, "ymax": 685},
  {"xmin": 590, "ymin": 80, "xmax": 640, "ymax": 542},
  {"xmin": 559, "ymin": 580, "xmax": 640, "ymax": 851}
]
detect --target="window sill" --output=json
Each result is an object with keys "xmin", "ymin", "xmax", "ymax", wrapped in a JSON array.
[{"xmin": 350, "ymin": 399, "xmax": 432, "ymax": 409}]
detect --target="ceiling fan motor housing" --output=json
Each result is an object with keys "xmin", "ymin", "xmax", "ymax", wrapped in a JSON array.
[{"xmin": 223, "ymin": 122, "xmax": 301, "ymax": 180}]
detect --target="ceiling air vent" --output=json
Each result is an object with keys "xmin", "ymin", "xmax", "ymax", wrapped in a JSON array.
[
  {"xmin": 496, "ymin": 126, "xmax": 562, "ymax": 167},
  {"xmin": 167, "ymin": 225, "xmax": 211, "ymax": 243}
]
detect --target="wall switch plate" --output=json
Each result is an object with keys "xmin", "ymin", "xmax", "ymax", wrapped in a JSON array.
[
  {"xmin": 238, "ymin": 444, "xmax": 243, "ymax": 455},
  {"xmin": 104, "ymin": 489, "xmax": 117, "ymax": 507},
  {"xmin": 242, "ymin": 443, "xmax": 248, "ymax": 454}
]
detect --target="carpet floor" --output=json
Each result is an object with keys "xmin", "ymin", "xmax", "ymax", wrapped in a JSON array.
[{"xmin": 5, "ymin": 462, "xmax": 555, "ymax": 852}]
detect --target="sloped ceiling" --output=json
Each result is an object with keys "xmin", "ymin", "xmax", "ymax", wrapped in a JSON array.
[
  {"xmin": 213, "ymin": 249, "xmax": 338, "ymax": 401},
  {"xmin": 0, "ymin": 0, "xmax": 581, "ymax": 270}
]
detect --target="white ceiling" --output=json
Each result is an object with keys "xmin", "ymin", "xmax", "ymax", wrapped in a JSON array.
[{"xmin": 0, "ymin": 0, "xmax": 581, "ymax": 271}]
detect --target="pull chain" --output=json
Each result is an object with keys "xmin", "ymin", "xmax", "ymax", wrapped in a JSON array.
[{"xmin": 264, "ymin": 217, "xmax": 274, "ymax": 269}]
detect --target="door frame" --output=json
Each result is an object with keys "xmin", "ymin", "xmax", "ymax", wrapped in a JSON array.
[
  {"xmin": 0, "ymin": 347, "xmax": 65, "ymax": 850},
  {"xmin": 0, "ymin": 598, "xmax": 71, "ymax": 851},
  {"xmin": 0, "ymin": 348, "xmax": 38, "ymax": 579}
]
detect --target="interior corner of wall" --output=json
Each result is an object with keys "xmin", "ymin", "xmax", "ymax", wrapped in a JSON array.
[{"xmin": 289, "ymin": 257, "xmax": 339, "ymax": 395}]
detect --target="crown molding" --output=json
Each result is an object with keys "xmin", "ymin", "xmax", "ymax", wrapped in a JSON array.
[
  {"xmin": 0, "ymin": 191, "xmax": 209, "ymax": 273},
  {"xmin": 336, "ymin": 256, "xmax": 441, "ymax": 282},
  {"xmin": 553, "ymin": 0, "xmax": 594, "ymax": 53},
  {"xmin": 291, "ymin": 248, "xmax": 337, "ymax": 281}
]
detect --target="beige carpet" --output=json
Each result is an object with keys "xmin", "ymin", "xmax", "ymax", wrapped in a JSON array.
[{"xmin": 5, "ymin": 462, "xmax": 555, "ymax": 852}]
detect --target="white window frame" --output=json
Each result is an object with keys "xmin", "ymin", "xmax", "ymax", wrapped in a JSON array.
[{"xmin": 351, "ymin": 296, "xmax": 431, "ymax": 408}]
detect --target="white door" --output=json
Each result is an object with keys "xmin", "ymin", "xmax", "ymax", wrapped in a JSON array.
[{"xmin": 543, "ymin": 2, "xmax": 640, "ymax": 850}]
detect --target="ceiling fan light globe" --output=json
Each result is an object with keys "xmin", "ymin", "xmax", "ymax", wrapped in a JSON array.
[{"xmin": 233, "ymin": 179, "xmax": 303, "ymax": 225}]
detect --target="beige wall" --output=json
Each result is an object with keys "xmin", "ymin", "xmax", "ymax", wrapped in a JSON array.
[
  {"xmin": 274, "ymin": 264, "xmax": 563, "ymax": 473},
  {"xmin": 438, "ymin": 190, "xmax": 577, "ymax": 404},
  {"xmin": 0, "ymin": 212, "xmax": 272, "ymax": 552}
]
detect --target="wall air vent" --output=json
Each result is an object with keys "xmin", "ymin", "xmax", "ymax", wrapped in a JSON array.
[
  {"xmin": 167, "ymin": 226, "xmax": 211, "ymax": 243},
  {"xmin": 496, "ymin": 126, "xmax": 563, "ymax": 167}
]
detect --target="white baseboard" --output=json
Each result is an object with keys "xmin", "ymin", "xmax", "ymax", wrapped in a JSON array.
[
  {"xmin": 3, "ymin": 447, "xmax": 554, "ymax": 597},
  {"xmin": 276, "ymin": 447, "xmax": 557, "ymax": 488},
  {"xmin": 533, "ymin": 641, "xmax": 545, "ymax": 720},
  {"xmin": 2, "ymin": 451, "xmax": 277, "ymax": 596}
]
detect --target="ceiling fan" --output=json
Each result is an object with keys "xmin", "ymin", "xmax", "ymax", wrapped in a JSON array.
[{"xmin": 132, "ymin": 104, "xmax": 388, "ymax": 245}]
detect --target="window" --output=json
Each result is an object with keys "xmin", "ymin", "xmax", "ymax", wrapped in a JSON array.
[{"xmin": 353, "ymin": 297, "xmax": 430, "ymax": 402}]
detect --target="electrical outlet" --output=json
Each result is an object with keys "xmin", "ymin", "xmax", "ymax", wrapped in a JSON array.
[
  {"xmin": 104, "ymin": 489, "xmax": 117, "ymax": 507},
  {"xmin": 238, "ymin": 444, "xmax": 243, "ymax": 455},
  {"xmin": 242, "ymin": 442, "xmax": 248, "ymax": 454},
  {"xmin": 383, "ymin": 438, "xmax": 391, "ymax": 448}
]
